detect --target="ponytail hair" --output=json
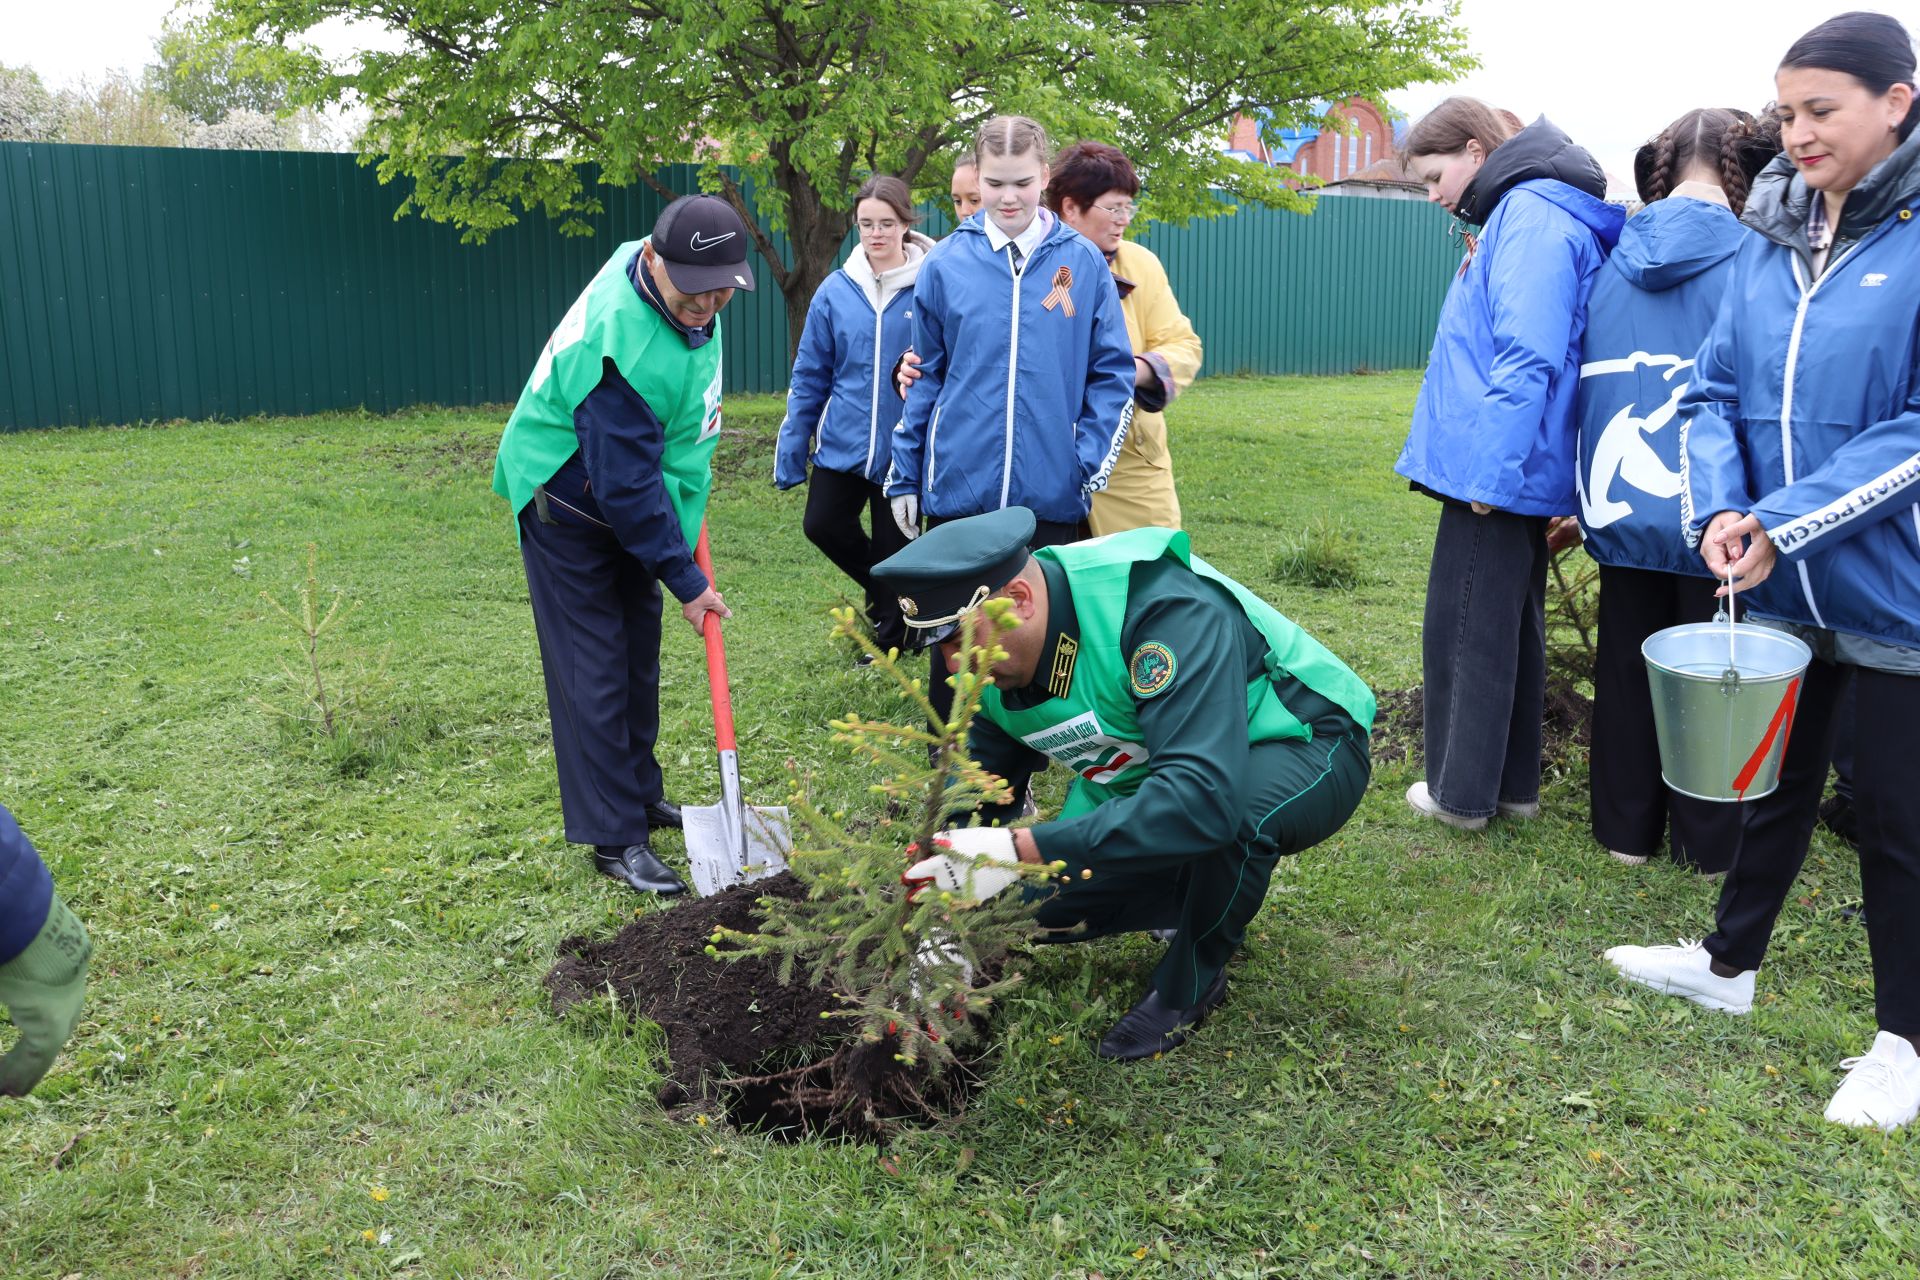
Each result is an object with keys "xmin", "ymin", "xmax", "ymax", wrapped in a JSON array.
[
  {"xmin": 1402, "ymin": 96, "xmax": 1514, "ymax": 160},
  {"xmin": 1632, "ymin": 108, "xmax": 1782, "ymax": 215},
  {"xmin": 974, "ymin": 116, "xmax": 1051, "ymax": 166},
  {"xmin": 1780, "ymin": 10, "xmax": 1919, "ymax": 143}
]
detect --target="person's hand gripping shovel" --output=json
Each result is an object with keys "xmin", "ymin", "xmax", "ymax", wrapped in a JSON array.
[{"xmin": 682, "ymin": 521, "xmax": 793, "ymax": 896}]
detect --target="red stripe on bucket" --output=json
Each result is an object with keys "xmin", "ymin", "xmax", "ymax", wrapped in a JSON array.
[{"xmin": 1732, "ymin": 677, "xmax": 1801, "ymax": 799}]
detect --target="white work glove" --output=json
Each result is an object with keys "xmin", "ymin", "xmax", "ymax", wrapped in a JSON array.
[
  {"xmin": 891, "ymin": 494, "xmax": 920, "ymax": 541},
  {"xmin": 903, "ymin": 827, "xmax": 1021, "ymax": 903}
]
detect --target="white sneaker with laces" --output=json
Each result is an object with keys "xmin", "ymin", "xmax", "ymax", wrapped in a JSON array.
[
  {"xmin": 1602, "ymin": 937, "xmax": 1754, "ymax": 1014},
  {"xmin": 1406, "ymin": 781, "xmax": 1488, "ymax": 831},
  {"xmin": 1824, "ymin": 1031, "xmax": 1920, "ymax": 1132}
]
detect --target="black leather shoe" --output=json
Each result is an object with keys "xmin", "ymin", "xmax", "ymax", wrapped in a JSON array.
[
  {"xmin": 1096, "ymin": 968, "xmax": 1229, "ymax": 1061},
  {"xmin": 593, "ymin": 843, "xmax": 687, "ymax": 895},
  {"xmin": 642, "ymin": 799, "xmax": 684, "ymax": 831}
]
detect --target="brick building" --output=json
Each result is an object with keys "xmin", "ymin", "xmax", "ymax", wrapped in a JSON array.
[{"xmin": 1224, "ymin": 99, "xmax": 1400, "ymax": 184}]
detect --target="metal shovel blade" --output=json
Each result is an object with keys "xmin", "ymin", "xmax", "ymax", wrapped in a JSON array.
[{"xmin": 683, "ymin": 750, "xmax": 792, "ymax": 896}]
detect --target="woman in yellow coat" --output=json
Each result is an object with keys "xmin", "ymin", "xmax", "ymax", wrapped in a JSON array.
[{"xmin": 1048, "ymin": 141, "xmax": 1204, "ymax": 533}]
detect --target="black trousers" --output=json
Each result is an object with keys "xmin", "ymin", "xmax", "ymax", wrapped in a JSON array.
[
  {"xmin": 802, "ymin": 466, "xmax": 911, "ymax": 652},
  {"xmin": 1420, "ymin": 503, "xmax": 1548, "ymax": 819},
  {"xmin": 924, "ymin": 513, "xmax": 1084, "ymax": 726},
  {"xmin": 518, "ymin": 504, "xmax": 666, "ymax": 848},
  {"xmin": 1830, "ymin": 670, "xmax": 1857, "ymax": 802},
  {"xmin": 1590, "ymin": 563, "xmax": 1741, "ymax": 871},
  {"xmin": 1704, "ymin": 659, "xmax": 1920, "ymax": 1035}
]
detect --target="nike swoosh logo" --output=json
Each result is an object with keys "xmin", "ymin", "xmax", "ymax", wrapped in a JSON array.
[{"xmin": 689, "ymin": 231, "xmax": 737, "ymax": 251}]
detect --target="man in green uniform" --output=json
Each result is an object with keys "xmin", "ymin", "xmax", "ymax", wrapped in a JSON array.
[{"xmin": 874, "ymin": 507, "xmax": 1373, "ymax": 1059}]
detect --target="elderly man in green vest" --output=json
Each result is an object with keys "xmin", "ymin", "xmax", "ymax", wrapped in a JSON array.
[
  {"xmin": 493, "ymin": 195, "xmax": 753, "ymax": 896},
  {"xmin": 874, "ymin": 508, "xmax": 1373, "ymax": 1059}
]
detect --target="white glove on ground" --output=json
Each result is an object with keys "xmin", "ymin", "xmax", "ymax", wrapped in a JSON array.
[
  {"xmin": 904, "ymin": 827, "xmax": 1021, "ymax": 903},
  {"xmin": 891, "ymin": 494, "xmax": 920, "ymax": 541}
]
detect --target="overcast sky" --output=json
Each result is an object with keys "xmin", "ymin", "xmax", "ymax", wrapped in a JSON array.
[{"xmin": 5, "ymin": 0, "xmax": 1905, "ymax": 181}]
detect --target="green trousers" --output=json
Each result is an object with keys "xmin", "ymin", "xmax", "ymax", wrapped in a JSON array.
[{"xmin": 1029, "ymin": 723, "xmax": 1370, "ymax": 1006}]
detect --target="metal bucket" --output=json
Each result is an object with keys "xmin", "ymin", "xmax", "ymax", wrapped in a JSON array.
[{"xmin": 1642, "ymin": 622, "xmax": 1813, "ymax": 802}]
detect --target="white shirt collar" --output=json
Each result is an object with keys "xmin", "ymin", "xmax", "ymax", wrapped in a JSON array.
[
  {"xmin": 984, "ymin": 207, "xmax": 1053, "ymax": 263},
  {"xmin": 1666, "ymin": 180, "xmax": 1731, "ymax": 210}
]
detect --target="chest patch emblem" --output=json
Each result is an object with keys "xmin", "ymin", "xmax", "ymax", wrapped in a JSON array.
[
  {"xmin": 1017, "ymin": 710, "xmax": 1148, "ymax": 785},
  {"xmin": 1130, "ymin": 642, "xmax": 1177, "ymax": 698},
  {"xmin": 1041, "ymin": 266, "xmax": 1077, "ymax": 316}
]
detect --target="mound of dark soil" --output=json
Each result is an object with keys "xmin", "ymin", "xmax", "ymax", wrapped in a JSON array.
[
  {"xmin": 1368, "ymin": 678, "xmax": 1593, "ymax": 767},
  {"xmin": 545, "ymin": 872, "xmax": 980, "ymax": 1140}
]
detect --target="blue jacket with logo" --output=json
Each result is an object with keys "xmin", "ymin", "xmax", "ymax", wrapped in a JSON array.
[
  {"xmin": 0, "ymin": 804, "xmax": 54, "ymax": 967},
  {"xmin": 1396, "ymin": 119, "xmax": 1625, "ymax": 516},
  {"xmin": 884, "ymin": 212, "xmax": 1136, "ymax": 525},
  {"xmin": 1682, "ymin": 133, "xmax": 1920, "ymax": 649},
  {"xmin": 775, "ymin": 233, "xmax": 935, "ymax": 488},
  {"xmin": 1575, "ymin": 195, "xmax": 1748, "ymax": 575}
]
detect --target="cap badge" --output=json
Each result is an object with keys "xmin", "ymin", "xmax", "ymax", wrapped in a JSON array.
[
  {"xmin": 899, "ymin": 596, "xmax": 918, "ymax": 617},
  {"xmin": 689, "ymin": 230, "xmax": 737, "ymax": 252},
  {"xmin": 1041, "ymin": 266, "xmax": 1076, "ymax": 316}
]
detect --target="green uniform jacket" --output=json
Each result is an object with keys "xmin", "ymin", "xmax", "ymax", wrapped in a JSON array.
[
  {"xmin": 970, "ymin": 528, "xmax": 1374, "ymax": 867},
  {"xmin": 492, "ymin": 239, "xmax": 724, "ymax": 553}
]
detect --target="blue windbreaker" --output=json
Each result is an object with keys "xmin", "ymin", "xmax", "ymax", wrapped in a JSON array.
[
  {"xmin": 1575, "ymin": 195, "xmax": 1748, "ymax": 575},
  {"xmin": 1682, "ymin": 133, "xmax": 1920, "ymax": 650},
  {"xmin": 885, "ymin": 212, "xmax": 1136, "ymax": 525},
  {"xmin": 1396, "ymin": 180, "xmax": 1625, "ymax": 515},
  {"xmin": 0, "ymin": 803, "xmax": 54, "ymax": 966},
  {"xmin": 775, "ymin": 233, "xmax": 936, "ymax": 488}
]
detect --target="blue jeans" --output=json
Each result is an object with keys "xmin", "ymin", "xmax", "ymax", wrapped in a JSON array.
[{"xmin": 1420, "ymin": 502, "xmax": 1547, "ymax": 820}]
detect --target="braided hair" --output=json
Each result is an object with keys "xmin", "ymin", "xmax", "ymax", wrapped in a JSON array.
[{"xmin": 1632, "ymin": 108, "xmax": 1782, "ymax": 216}]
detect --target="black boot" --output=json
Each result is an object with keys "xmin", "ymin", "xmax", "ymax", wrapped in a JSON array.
[
  {"xmin": 1097, "ymin": 967, "xmax": 1229, "ymax": 1061},
  {"xmin": 593, "ymin": 843, "xmax": 687, "ymax": 895},
  {"xmin": 642, "ymin": 799, "xmax": 684, "ymax": 831}
]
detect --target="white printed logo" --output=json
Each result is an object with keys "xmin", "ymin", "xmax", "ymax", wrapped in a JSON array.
[
  {"xmin": 699, "ymin": 362, "xmax": 725, "ymax": 443},
  {"xmin": 1862, "ymin": 273, "xmax": 1888, "ymax": 287},
  {"xmin": 1575, "ymin": 351, "xmax": 1690, "ymax": 529},
  {"xmin": 1018, "ymin": 711, "xmax": 1149, "ymax": 785},
  {"xmin": 689, "ymin": 230, "xmax": 737, "ymax": 252}
]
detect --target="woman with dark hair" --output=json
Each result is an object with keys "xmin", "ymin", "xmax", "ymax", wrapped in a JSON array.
[
  {"xmin": 1394, "ymin": 98, "xmax": 1624, "ymax": 832},
  {"xmin": 1575, "ymin": 108, "xmax": 1779, "ymax": 872},
  {"xmin": 1048, "ymin": 140, "xmax": 1203, "ymax": 534},
  {"xmin": 1603, "ymin": 11, "xmax": 1920, "ymax": 1131},
  {"xmin": 775, "ymin": 175, "xmax": 936, "ymax": 656}
]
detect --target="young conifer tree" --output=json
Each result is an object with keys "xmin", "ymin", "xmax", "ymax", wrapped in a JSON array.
[{"xmin": 711, "ymin": 602, "xmax": 1061, "ymax": 1075}]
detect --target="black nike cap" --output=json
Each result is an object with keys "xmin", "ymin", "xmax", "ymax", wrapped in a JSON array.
[{"xmin": 651, "ymin": 194, "xmax": 757, "ymax": 294}]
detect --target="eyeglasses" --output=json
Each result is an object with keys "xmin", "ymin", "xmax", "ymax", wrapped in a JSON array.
[
  {"xmin": 1092, "ymin": 200, "xmax": 1138, "ymax": 221},
  {"xmin": 856, "ymin": 219, "xmax": 902, "ymax": 233}
]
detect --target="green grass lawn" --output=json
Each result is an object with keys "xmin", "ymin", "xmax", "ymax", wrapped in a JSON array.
[{"xmin": 1, "ymin": 374, "xmax": 1913, "ymax": 1279}]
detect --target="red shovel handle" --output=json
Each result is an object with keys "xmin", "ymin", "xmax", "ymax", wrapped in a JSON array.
[{"xmin": 694, "ymin": 523, "xmax": 737, "ymax": 753}]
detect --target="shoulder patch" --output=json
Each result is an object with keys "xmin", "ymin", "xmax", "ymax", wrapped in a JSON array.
[{"xmin": 1129, "ymin": 642, "xmax": 1177, "ymax": 698}]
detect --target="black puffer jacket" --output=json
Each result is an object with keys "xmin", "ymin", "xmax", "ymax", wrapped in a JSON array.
[{"xmin": 1456, "ymin": 116, "xmax": 1609, "ymax": 227}]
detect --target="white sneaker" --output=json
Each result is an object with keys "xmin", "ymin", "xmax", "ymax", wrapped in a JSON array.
[
  {"xmin": 1406, "ymin": 781, "xmax": 1487, "ymax": 831},
  {"xmin": 1497, "ymin": 800, "xmax": 1540, "ymax": 820},
  {"xmin": 1609, "ymin": 850, "xmax": 1649, "ymax": 867},
  {"xmin": 1602, "ymin": 938, "xmax": 1754, "ymax": 1014},
  {"xmin": 1824, "ymin": 1031, "xmax": 1920, "ymax": 1132}
]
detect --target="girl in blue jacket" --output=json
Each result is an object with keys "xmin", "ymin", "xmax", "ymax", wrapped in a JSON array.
[
  {"xmin": 1605, "ymin": 12, "xmax": 1920, "ymax": 1132},
  {"xmin": 1575, "ymin": 108, "xmax": 1778, "ymax": 872},
  {"xmin": 884, "ymin": 114, "xmax": 1135, "ymax": 723},
  {"xmin": 1395, "ymin": 99, "xmax": 1624, "ymax": 830},
  {"xmin": 884, "ymin": 115, "xmax": 1136, "ymax": 542},
  {"xmin": 775, "ymin": 175, "xmax": 936, "ymax": 655}
]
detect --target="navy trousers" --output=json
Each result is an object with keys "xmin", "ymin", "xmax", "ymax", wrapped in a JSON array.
[{"xmin": 518, "ymin": 503, "xmax": 667, "ymax": 848}]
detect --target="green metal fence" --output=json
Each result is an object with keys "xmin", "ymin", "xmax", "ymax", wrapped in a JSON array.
[{"xmin": 1, "ymin": 142, "xmax": 1460, "ymax": 430}]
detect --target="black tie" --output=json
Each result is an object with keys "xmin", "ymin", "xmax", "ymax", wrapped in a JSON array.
[{"xmin": 1008, "ymin": 243, "xmax": 1024, "ymax": 275}]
